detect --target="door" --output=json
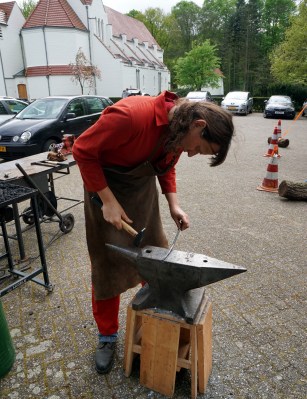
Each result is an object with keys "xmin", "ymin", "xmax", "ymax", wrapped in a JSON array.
[{"xmin": 17, "ymin": 84, "xmax": 28, "ymax": 100}]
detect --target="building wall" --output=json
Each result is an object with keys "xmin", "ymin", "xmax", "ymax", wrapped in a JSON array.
[
  {"xmin": 201, "ymin": 77, "xmax": 224, "ymax": 96},
  {"xmin": 3, "ymin": 1, "xmax": 171, "ymax": 100},
  {"xmin": 0, "ymin": 3, "xmax": 25, "ymax": 97}
]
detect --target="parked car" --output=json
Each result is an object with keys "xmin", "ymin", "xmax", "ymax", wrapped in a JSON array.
[
  {"xmin": 221, "ymin": 91, "xmax": 253, "ymax": 115},
  {"xmin": 263, "ymin": 95, "xmax": 296, "ymax": 119},
  {"xmin": 186, "ymin": 91, "xmax": 213, "ymax": 102},
  {"xmin": 122, "ymin": 88, "xmax": 141, "ymax": 98},
  {"xmin": 0, "ymin": 97, "xmax": 29, "ymax": 125},
  {"xmin": 302, "ymin": 99, "xmax": 307, "ymax": 117},
  {"xmin": 0, "ymin": 95, "xmax": 113, "ymax": 161}
]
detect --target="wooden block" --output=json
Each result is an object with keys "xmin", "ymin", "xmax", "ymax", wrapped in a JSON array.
[
  {"xmin": 140, "ymin": 313, "xmax": 181, "ymax": 397},
  {"xmin": 124, "ymin": 305, "xmax": 136, "ymax": 377},
  {"xmin": 197, "ymin": 301, "xmax": 212, "ymax": 393},
  {"xmin": 190, "ymin": 326, "xmax": 198, "ymax": 399},
  {"xmin": 124, "ymin": 296, "xmax": 213, "ymax": 398}
]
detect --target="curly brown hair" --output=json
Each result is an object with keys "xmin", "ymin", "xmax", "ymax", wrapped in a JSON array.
[{"xmin": 166, "ymin": 99, "xmax": 234, "ymax": 166}]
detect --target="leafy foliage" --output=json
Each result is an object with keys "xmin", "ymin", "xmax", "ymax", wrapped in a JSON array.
[
  {"xmin": 69, "ymin": 48, "xmax": 101, "ymax": 94},
  {"xmin": 19, "ymin": 0, "xmax": 37, "ymax": 18},
  {"xmin": 174, "ymin": 41, "xmax": 221, "ymax": 90},
  {"xmin": 270, "ymin": 0, "xmax": 307, "ymax": 85}
]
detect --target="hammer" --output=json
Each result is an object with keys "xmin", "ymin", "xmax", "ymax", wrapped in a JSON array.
[{"xmin": 91, "ymin": 195, "xmax": 145, "ymax": 247}]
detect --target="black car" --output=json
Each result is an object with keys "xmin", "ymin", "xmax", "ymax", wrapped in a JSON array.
[
  {"xmin": 263, "ymin": 95, "xmax": 296, "ymax": 119},
  {"xmin": 0, "ymin": 95, "xmax": 113, "ymax": 161}
]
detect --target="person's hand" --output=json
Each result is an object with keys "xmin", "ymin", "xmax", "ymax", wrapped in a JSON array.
[
  {"xmin": 169, "ymin": 205, "xmax": 189, "ymax": 230},
  {"xmin": 102, "ymin": 200, "xmax": 132, "ymax": 230},
  {"xmin": 97, "ymin": 187, "xmax": 132, "ymax": 230}
]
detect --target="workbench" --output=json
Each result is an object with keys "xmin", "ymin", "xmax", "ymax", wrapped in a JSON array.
[
  {"xmin": 0, "ymin": 182, "xmax": 52, "ymax": 296},
  {"xmin": 0, "ymin": 152, "xmax": 82, "ymax": 261}
]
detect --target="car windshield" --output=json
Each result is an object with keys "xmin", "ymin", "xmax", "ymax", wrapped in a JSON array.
[
  {"xmin": 225, "ymin": 92, "xmax": 248, "ymax": 100},
  {"xmin": 17, "ymin": 98, "xmax": 67, "ymax": 120},
  {"xmin": 269, "ymin": 96, "xmax": 291, "ymax": 104}
]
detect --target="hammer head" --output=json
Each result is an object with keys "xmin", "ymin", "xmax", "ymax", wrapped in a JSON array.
[{"xmin": 134, "ymin": 227, "xmax": 146, "ymax": 247}]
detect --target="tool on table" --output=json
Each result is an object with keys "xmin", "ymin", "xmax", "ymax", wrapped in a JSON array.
[
  {"xmin": 161, "ymin": 223, "xmax": 182, "ymax": 261},
  {"xmin": 31, "ymin": 160, "xmax": 65, "ymax": 167},
  {"xmin": 91, "ymin": 195, "xmax": 146, "ymax": 247}
]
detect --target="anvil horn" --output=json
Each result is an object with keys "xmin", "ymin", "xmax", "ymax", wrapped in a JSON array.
[{"xmin": 106, "ymin": 244, "xmax": 247, "ymax": 323}]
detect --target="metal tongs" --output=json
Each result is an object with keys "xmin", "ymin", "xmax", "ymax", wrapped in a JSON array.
[{"xmin": 162, "ymin": 222, "xmax": 182, "ymax": 261}]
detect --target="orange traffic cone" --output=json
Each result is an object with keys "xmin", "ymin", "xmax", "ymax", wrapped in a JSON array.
[
  {"xmin": 264, "ymin": 126, "xmax": 280, "ymax": 157},
  {"xmin": 257, "ymin": 146, "xmax": 279, "ymax": 193}
]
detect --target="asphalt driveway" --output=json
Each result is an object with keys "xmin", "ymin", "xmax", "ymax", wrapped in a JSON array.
[{"xmin": 0, "ymin": 113, "xmax": 306, "ymax": 399}]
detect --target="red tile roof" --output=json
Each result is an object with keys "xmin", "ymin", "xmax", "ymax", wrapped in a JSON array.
[
  {"xmin": 0, "ymin": 1, "xmax": 15, "ymax": 23},
  {"xmin": 23, "ymin": 0, "xmax": 87, "ymax": 30},
  {"xmin": 80, "ymin": 0, "xmax": 93, "ymax": 4},
  {"xmin": 104, "ymin": 6, "xmax": 160, "ymax": 49},
  {"xmin": 26, "ymin": 65, "xmax": 74, "ymax": 76}
]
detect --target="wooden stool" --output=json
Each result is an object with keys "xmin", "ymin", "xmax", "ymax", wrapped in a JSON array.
[{"xmin": 124, "ymin": 295, "xmax": 212, "ymax": 398}]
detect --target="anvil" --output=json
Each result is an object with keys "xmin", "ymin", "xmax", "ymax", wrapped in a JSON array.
[{"xmin": 106, "ymin": 244, "xmax": 246, "ymax": 323}]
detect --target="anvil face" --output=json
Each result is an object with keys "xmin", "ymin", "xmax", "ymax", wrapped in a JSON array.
[{"xmin": 106, "ymin": 244, "xmax": 246, "ymax": 323}]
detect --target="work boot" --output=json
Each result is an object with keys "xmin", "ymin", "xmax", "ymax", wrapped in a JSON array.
[{"xmin": 95, "ymin": 342, "xmax": 116, "ymax": 374}]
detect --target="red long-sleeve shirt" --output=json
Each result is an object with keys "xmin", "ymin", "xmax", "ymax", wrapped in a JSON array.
[{"xmin": 73, "ymin": 91, "xmax": 181, "ymax": 194}]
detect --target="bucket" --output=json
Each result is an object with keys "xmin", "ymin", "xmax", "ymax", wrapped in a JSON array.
[{"xmin": 0, "ymin": 299, "xmax": 15, "ymax": 378}]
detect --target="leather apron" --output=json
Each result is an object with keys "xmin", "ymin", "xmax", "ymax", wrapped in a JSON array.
[{"xmin": 84, "ymin": 141, "xmax": 177, "ymax": 300}]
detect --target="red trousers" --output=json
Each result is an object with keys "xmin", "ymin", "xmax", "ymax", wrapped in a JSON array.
[{"xmin": 92, "ymin": 291, "xmax": 120, "ymax": 335}]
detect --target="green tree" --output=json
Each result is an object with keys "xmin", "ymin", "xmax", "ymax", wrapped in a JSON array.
[
  {"xmin": 199, "ymin": 0, "xmax": 237, "ymax": 47},
  {"xmin": 69, "ymin": 48, "xmax": 101, "ymax": 94},
  {"xmin": 19, "ymin": 0, "xmax": 37, "ymax": 18},
  {"xmin": 261, "ymin": 0, "xmax": 296, "ymax": 54},
  {"xmin": 270, "ymin": 0, "xmax": 307, "ymax": 85},
  {"xmin": 174, "ymin": 40, "xmax": 221, "ymax": 90},
  {"xmin": 171, "ymin": 1, "xmax": 202, "ymax": 52}
]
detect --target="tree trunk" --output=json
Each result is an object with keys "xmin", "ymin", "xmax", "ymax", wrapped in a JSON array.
[
  {"xmin": 267, "ymin": 137, "xmax": 289, "ymax": 147},
  {"xmin": 278, "ymin": 180, "xmax": 307, "ymax": 201}
]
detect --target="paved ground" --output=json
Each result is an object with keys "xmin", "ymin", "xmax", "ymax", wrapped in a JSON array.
[{"xmin": 0, "ymin": 113, "xmax": 306, "ymax": 399}]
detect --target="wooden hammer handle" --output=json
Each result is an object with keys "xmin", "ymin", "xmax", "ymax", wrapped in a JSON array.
[
  {"xmin": 121, "ymin": 220, "xmax": 138, "ymax": 237},
  {"xmin": 91, "ymin": 195, "xmax": 138, "ymax": 237}
]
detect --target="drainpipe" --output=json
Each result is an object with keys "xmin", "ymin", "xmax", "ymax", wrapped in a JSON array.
[
  {"xmin": 86, "ymin": 5, "xmax": 97, "ymax": 95},
  {"xmin": 0, "ymin": 49, "xmax": 8, "ymax": 95},
  {"xmin": 42, "ymin": 26, "xmax": 50, "ymax": 95}
]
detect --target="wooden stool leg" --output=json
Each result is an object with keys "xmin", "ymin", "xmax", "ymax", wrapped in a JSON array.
[
  {"xmin": 197, "ymin": 301, "xmax": 212, "ymax": 393},
  {"xmin": 124, "ymin": 306, "xmax": 137, "ymax": 377},
  {"xmin": 140, "ymin": 314, "xmax": 180, "ymax": 397},
  {"xmin": 190, "ymin": 325, "xmax": 198, "ymax": 399}
]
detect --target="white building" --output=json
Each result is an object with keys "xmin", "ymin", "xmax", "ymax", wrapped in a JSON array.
[{"xmin": 0, "ymin": 0, "xmax": 170, "ymax": 101}]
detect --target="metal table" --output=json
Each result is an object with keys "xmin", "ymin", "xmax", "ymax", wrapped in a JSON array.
[
  {"xmin": 0, "ymin": 182, "xmax": 52, "ymax": 296},
  {"xmin": 0, "ymin": 152, "xmax": 82, "ymax": 260}
]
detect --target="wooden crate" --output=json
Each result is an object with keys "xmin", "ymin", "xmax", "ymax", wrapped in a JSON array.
[{"xmin": 124, "ymin": 296, "xmax": 212, "ymax": 398}]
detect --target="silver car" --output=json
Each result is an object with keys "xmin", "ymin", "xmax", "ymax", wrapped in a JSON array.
[
  {"xmin": 186, "ymin": 91, "xmax": 213, "ymax": 102},
  {"xmin": 221, "ymin": 91, "xmax": 253, "ymax": 115},
  {"xmin": 0, "ymin": 97, "xmax": 29, "ymax": 125}
]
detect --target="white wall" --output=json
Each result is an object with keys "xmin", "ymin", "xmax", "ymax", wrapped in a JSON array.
[
  {"xmin": 26, "ymin": 76, "xmax": 49, "ymax": 100},
  {"xmin": 0, "ymin": 3, "xmax": 25, "ymax": 96},
  {"xmin": 202, "ymin": 77, "xmax": 224, "ymax": 96}
]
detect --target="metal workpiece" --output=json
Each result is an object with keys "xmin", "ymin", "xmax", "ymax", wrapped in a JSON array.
[{"xmin": 105, "ymin": 244, "xmax": 246, "ymax": 322}]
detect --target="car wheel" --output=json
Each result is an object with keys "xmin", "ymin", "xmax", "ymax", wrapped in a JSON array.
[{"xmin": 42, "ymin": 139, "xmax": 58, "ymax": 152}]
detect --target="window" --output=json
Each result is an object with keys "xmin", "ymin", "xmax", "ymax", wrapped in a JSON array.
[
  {"xmin": 0, "ymin": 102, "xmax": 7, "ymax": 115},
  {"xmin": 67, "ymin": 99, "xmax": 85, "ymax": 117},
  {"xmin": 85, "ymin": 97, "xmax": 104, "ymax": 115},
  {"xmin": 5, "ymin": 100, "xmax": 28, "ymax": 113}
]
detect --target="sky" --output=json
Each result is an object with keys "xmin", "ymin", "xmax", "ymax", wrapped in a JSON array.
[
  {"xmin": 102, "ymin": 0, "xmax": 204, "ymax": 14},
  {"xmin": 9, "ymin": 1, "xmax": 204, "ymax": 15}
]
